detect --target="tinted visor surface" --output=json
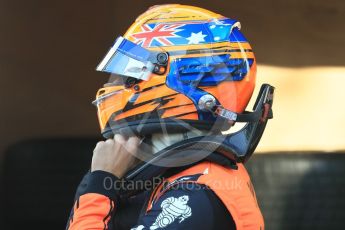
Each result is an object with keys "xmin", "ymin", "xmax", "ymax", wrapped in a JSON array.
[{"xmin": 96, "ymin": 36, "xmax": 155, "ymax": 80}]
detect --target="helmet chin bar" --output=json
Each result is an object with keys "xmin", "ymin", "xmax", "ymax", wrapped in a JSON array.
[{"xmin": 124, "ymin": 84, "xmax": 274, "ymax": 183}]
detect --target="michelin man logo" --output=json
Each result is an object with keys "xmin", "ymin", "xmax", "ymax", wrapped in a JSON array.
[
  {"xmin": 150, "ymin": 195, "xmax": 192, "ymax": 229},
  {"xmin": 131, "ymin": 226, "xmax": 145, "ymax": 230}
]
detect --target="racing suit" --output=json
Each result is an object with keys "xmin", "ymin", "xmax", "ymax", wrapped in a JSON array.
[{"xmin": 66, "ymin": 161, "xmax": 263, "ymax": 229}]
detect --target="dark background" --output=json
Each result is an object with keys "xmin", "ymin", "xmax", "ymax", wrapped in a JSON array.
[
  {"xmin": 1, "ymin": 0, "xmax": 344, "ymax": 159},
  {"xmin": 1, "ymin": 0, "xmax": 345, "ymax": 229}
]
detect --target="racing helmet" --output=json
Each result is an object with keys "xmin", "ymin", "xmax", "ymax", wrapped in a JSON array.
[{"xmin": 94, "ymin": 4, "xmax": 274, "ymax": 163}]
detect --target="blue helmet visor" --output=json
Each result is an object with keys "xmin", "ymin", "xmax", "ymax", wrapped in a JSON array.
[{"xmin": 96, "ymin": 36, "xmax": 158, "ymax": 80}]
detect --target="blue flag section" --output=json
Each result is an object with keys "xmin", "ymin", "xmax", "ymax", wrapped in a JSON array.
[{"xmin": 130, "ymin": 18, "xmax": 245, "ymax": 47}]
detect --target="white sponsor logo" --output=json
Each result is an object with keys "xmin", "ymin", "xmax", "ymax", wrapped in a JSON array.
[
  {"xmin": 150, "ymin": 195, "xmax": 192, "ymax": 229},
  {"xmin": 131, "ymin": 225, "xmax": 145, "ymax": 230}
]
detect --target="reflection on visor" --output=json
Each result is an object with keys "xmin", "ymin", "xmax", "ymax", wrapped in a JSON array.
[{"xmin": 96, "ymin": 37, "xmax": 155, "ymax": 80}]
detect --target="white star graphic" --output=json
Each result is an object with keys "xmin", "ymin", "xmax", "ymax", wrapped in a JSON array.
[
  {"xmin": 186, "ymin": 31, "xmax": 207, "ymax": 44},
  {"xmin": 211, "ymin": 19, "xmax": 231, "ymax": 26}
]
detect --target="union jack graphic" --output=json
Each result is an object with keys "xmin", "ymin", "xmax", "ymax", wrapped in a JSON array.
[{"xmin": 131, "ymin": 24, "xmax": 185, "ymax": 47}]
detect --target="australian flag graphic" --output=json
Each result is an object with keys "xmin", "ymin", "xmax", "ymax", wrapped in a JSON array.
[{"xmin": 130, "ymin": 18, "xmax": 243, "ymax": 48}]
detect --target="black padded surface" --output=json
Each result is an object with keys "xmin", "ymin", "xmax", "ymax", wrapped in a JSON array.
[
  {"xmin": 2, "ymin": 138, "xmax": 98, "ymax": 230},
  {"xmin": 2, "ymin": 138, "xmax": 345, "ymax": 230},
  {"xmin": 247, "ymin": 153, "xmax": 345, "ymax": 230}
]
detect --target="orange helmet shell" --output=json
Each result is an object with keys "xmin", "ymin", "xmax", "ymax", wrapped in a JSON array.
[{"xmin": 95, "ymin": 4, "xmax": 256, "ymax": 137}]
